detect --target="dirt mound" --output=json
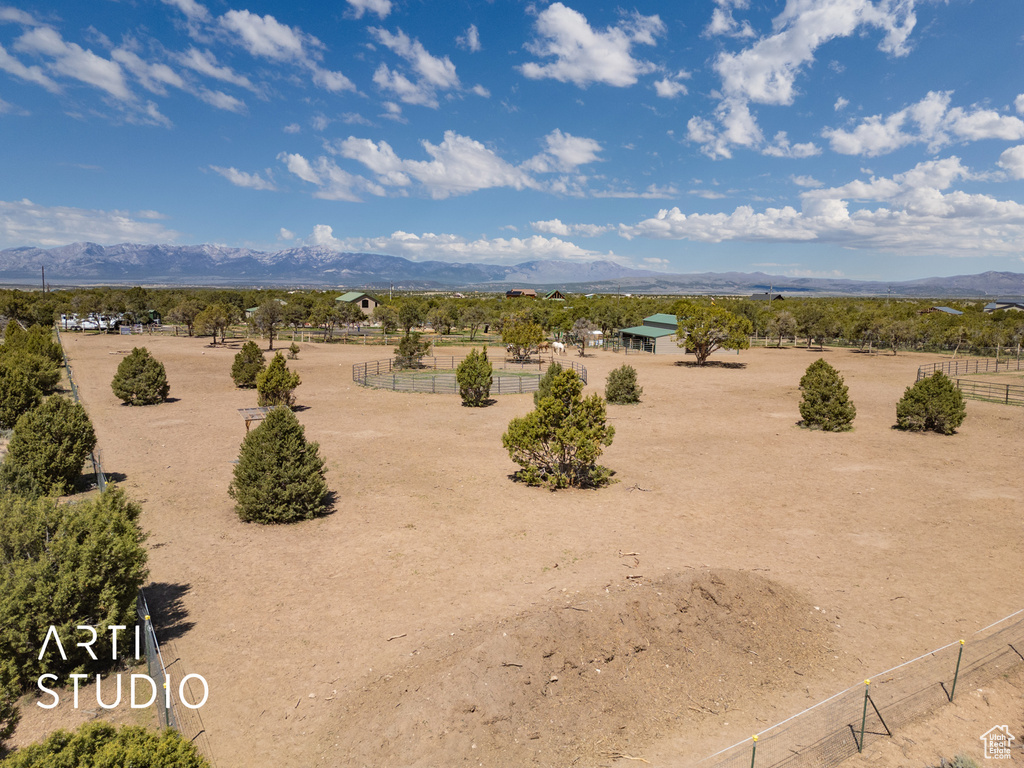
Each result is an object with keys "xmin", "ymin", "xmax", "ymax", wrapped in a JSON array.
[{"xmin": 329, "ymin": 569, "xmax": 833, "ymax": 767}]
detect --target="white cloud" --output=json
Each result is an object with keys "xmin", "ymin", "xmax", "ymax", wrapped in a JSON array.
[
  {"xmin": 691, "ymin": 0, "xmax": 920, "ymax": 158},
  {"xmin": 0, "ymin": 6, "xmax": 41, "ymax": 25},
  {"xmin": 457, "ymin": 24, "xmax": 481, "ymax": 52},
  {"xmin": 283, "ymin": 122, "xmax": 300, "ymax": 133},
  {"xmin": 111, "ymin": 48, "xmax": 186, "ymax": 96},
  {"xmin": 337, "ymin": 130, "xmax": 536, "ymax": 198},
  {"xmin": 653, "ymin": 70, "xmax": 690, "ymax": 98},
  {"xmin": 621, "ymin": 156, "xmax": 1024, "ymax": 256},
  {"xmin": 763, "ymin": 131, "xmax": 821, "ymax": 158},
  {"xmin": 998, "ymin": 146, "xmax": 1024, "ymax": 180},
  {"xmin": 278, "ymin": 227, "xmax": 295, "ymax": 240},
  {"xmin": 531, "ymin": 219, "xmax": 611, "ymax": 237},
  {"xmin": 825, "ymin": 91, "xmax": 1024, "ymax": 156},
  {"xmin": 197, "ymin": 87, "xmax": 246, "ymax": 113},
  {"xmin": 592, "ymin": 183, "xmax": 680, "ymax": 199},
  {"xmin": 277, "ymin": 152, "xmax": 385, "ymax": 202},
  {"xmin": 704, "ymin": 0, "xmax": 755, "ymax": 39},
  {"xmin": 209, "ymin": 165, "xmax": 275, "ymax": 190},
  {"xmin": 161, "ymin": 0, "xmax": 210, "ymax": 22},
  {"xmin": 834, "ymin": 96, "xmax": 849, "ymax": 111},
  {"xmin": 0, "ymin": 198, "xmax": 179, "ymax": 248},
  {"xmin": 346, "ymin": 0, "xmax": 392, "ymax": 19},
  {"xmin": 369, "ymin": 28, "xmax": 460, "ymax": 107},
  {"xmin": 471, "ymin": 84, "xmax": 490, "ymax": 98},
  {"xmin": 312, "ymin": 228, "xmax": 609, "ymax": 263},
  {"xmin": 14, "ymin": 26, "xmax": 131, "ymax": 100},
  {"xmin": 520, "ymin": 3, "xmax": 664, "ymax": 88},
  {"xmin": 0, "ymin": 42, "xmax": 60, "ymax": 92},
  {"xmin": 1016, "ymin": 94, "xmax": 1024, "ymax": 115},
  {"xmin": 791, "ymin": 174, "xmax": 823, "ymax": 188},
  {"xmin": 178, "ymin": 48, "xmax": 257, "ymax": 92},
  {"xmin": 522, "ymin": 129, "xmax": 602, "ymax": 173}
]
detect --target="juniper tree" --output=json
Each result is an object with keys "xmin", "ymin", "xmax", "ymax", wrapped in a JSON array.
[
  {"xmin": 256, "ymin": 352, "xmax": 300, "ymax": 407},
  {"xmin": 0, "ymin": 395, "xmax": 97, "ymax": 495},
  {"xmin": 456, "ymin": 347, "xmax": 492, "ymax": 406},
  {"xmin": 231, "ymin": 341, "xmax": 266, "ymax": 388},
  {"xmin": 605, "ymin": 364, "xmax": 643, "ymax": 404},
  {"xmin": 798, "ymin": 358, "xmax": 856, "ymax": 431},
  {"xmin": 0, "ymin": 364, "xmax": 40, "ymax": 430},
  {"xmin": 895, "ymin": 372, "xmax": 966, "ymax": 434},
  {"xmin": 228, "ymin": 407, "xmax": 328, "ymax": 523},
  {"xmin": 533, "ymin": 361, "xmax": 562, "ymax": 407},
  {"xmin": 111, "ymin": 347, "xmax": 170, "ymax": 405},
  {"xmin": 502, "ymin": 368, "xmax": 615, "ymax": 489}
]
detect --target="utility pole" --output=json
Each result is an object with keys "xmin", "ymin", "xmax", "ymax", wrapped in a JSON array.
[{"xmin": 41, "ymin": 266, "xmax": 46, "ymax": 293}]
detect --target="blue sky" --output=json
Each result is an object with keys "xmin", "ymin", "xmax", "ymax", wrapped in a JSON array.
[{"xmin": 1, "ymin": 0, "xmax": 1023, "ymax": 280}]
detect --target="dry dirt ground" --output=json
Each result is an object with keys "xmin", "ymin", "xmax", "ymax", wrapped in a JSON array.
[{"xmin": 10, "ymin": 334, "xmax": 1024, "ymax": 767}]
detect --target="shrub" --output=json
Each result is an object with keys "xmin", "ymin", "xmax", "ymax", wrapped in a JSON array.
[
  {"xmin": 0, "ymin": 489, "xmax": 147, "ymax": 697},
  {"xmin": 228, "ymin": 407, "xmax": 328, "ymax": 523},
  {"xmin": 394, "ymin": 332, "xmax": 431, "ymax": 368},
  {"xmin": 533, "ymin": 361, "xmax": 562, "ymax": 407},
  {"xmin": 456, "ymin": 347, "xmax": 492, "ymax": 406},
  {"xmin": 0, "ymin": 350, "xmax": 60, "ymax": 395},
  {"xmin": 111, "ymin": 347, "xmax": 170, "ymax": 405},
  {"xmin": 0, "ymin": 666, "xmax": 16, "ymax": 754},
  {"xmin": 0, "ymin": 395, "xmax": 96, "ymax": 495},
  {"xmin": 798, "ymin": 359, "xmax": 856, "ymax": 431},
  {"xmin": 288, "ymin": 342, "xmax": 300, "ymax": 360},
  {"xmin": 605, "ymin": 364, "xmax": 642, "ymax": 404},
  {"xmin": 1, "ymin": 323, "xmax": 63, "ymax": 364},
  {"xmin": 0, "ymin": 365, "xmax": 40, "ymax": 430},
  {"xmin": 231, "ymin": 341, "xmax": 266, "ymax": 388},
  {"xmin": 502, "ymin": 369, "xmax": 615, "ymax": 489},
  {"xmin": 896, "ymin": 372, "xmax": 966, "ymax": 434},
  {"xmin": 256, "ymin": 352, "xmax": 300, "ymax": 407},
  {"xmin": 0, "ymin": 722, "xmax": 209, "ymax": 767}
]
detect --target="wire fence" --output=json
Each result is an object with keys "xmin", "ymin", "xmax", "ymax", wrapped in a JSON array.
[
  {"xmin": 53, "ymin": 326, "xmax": 213, "ymax": 764},
  {"xmin": 698, "ymin": 611, "xmax": 1024, "ymax": 768},
  {"xmin": 916, "ymin": 358, "xmax": 1024, "ymax": 406},
  {"xmin": 352, "ymin": 355, "xmax": 587, "ymax": 393}
]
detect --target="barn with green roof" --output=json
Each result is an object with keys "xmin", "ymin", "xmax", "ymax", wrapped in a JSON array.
[{"xmin": 618, "ymin": 314, "xmax": 681, "ymax": 354}]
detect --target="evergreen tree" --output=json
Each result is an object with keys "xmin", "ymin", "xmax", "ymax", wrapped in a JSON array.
[
  {"xmin": 228, "ymin": 408, "xmax": 328, "ymax": 523},
  {"xmin": 896, "ymin": 372, "xmax": 966, "ymax": 434},
  {"xmin": 256, "ymin": 352, "xmax": 300, "ymax": 407},
  {"xmin": 394, "ymin": 332, "xmax": 431, "ymax": 368},
  {"xmin": 231, "ymin": 341, "xmax": 266, "ymax": 388},
  {"xmin": 798, "ymin": 358, "xmax": 856, "ymax": 431},
  {"xmin": 605, "ymin": 364, "xmax": 643, "ymax": 404},
  {"xmin": 533, "ymin": 361, "xmax": 563, "ymax": 406},
  {"xmin": 0, "ymin": 365, "xmax": 40, "ymax": 430},
  {"xmin": 502, "ymin": 369, "xmax": 615, "ymax": 489},
  {"xmin": 0, "ymin": 396, "xmax": 96, "ymax": 495},
  {"xmin": 456, "ymin": 347, "xmax": 492, "ymax": 406},
  {"xmin": 111, "ymin": 347, "xmax": 170, "ymax": 405},
  {"xmin": 0, "ymin": 722, "xmax": 209, "ymax": 768}
]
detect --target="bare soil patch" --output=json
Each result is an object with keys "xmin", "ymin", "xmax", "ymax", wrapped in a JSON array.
[{"xmin": 10, "ymin": 334, "xmax": 1022, "ymax": 768}]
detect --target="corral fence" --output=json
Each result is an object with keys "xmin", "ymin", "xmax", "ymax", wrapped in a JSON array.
[
  {"xmin": 352, "ymin": 355, "xmax": 587, "ymax": 394},
  {"xmin": 698, "ymin": 611, "xmax": 1024, "ymax": 768},
  {"xmin": 53, "ymin": 326, "xmax": 213, "ymax": 763},
  {"xmin": 916, "ymin": 358, "xmax": 1024, "ymax": 406}
]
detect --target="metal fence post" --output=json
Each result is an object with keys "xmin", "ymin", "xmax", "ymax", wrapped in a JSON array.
[
  {"xmin": 749, "ymin": 735, "xmax": 757, "ymax": 768},
  {"xmin": 858, "ymin": 680, "xmax": 870, "ymax": 752},
  {"xmin": 949, "ymin": 640, "xmax": 965, "ymax": 701}
]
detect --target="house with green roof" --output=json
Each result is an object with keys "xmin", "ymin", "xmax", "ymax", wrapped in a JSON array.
[
  {"xmin": 336, "ymin": 291, "xmax": 380, "ymax": 316},
  {"xmin": 619, "ymin": 313, "xmax": 682, "ymax": 354}
]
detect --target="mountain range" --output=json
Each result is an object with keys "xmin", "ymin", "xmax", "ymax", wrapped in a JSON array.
[{"xmin": 1, "ymin": 242, "xmax": 1023, "ymax": 298}]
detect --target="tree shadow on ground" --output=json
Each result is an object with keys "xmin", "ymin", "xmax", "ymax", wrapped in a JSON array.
[
  {"xmin": 460, "ymin": 399, "xmax": 497, "ymax": 408},
  {"xmin": 144, "ymin": 582, "xmax": 195, "ymax": 641},
  {"xmin": 673, "ymin": 360, "xmax": 748, "ymax": 369}
]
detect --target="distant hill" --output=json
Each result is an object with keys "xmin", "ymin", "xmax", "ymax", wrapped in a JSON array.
[{"xmin": 1, "ymin": 242, "xmax": 1023, "ymax": 297}]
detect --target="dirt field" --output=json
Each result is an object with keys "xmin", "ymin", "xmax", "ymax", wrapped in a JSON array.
[{"xmin": 11, "ymin": 334, "xmax": 1024, "ymax": 767}]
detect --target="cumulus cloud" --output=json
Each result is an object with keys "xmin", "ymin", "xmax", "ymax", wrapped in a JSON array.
[
  {"xmin": 653, "ymin": 70, "xmax": 690, "ymax": 98},
  {"xmin": 346, "ymin": 0, "xmax": 392, "ymax": 19},
  {"xmin": 457, "ymin": 24, "xmax": 481, "ymax": 52},
  {"xmin": 336, "ymin": 130, "xmax": 536, "ymax": 198},
  {"xmin": 218, "ymin": 9, "xmax": 354, "ymax": 93},
  {"xmin": 520, "ymin": 3, "xmax": 664, "ymax": 88},
  {"xmin": 620, "ymin": 156, "xmax": 1024, "ymax": 256},
  {"xmin": 998, "ymin": 145, "xmax": 1024, "ymax": 180},
  {"xmin": 369, "ymin": 27, "xmax": 460, "ymax": 108},
  {"xmin": 307, "ymin": 227, "xmax": 609, "ymax": 263},
  {"xmin": 276, "ymin": 152, "xmax": 385, "ymax": 201},
  {"xmin": 834, "ymin": 96, "xmax": 849, "ymax": 111},
  {"xmin": 531, "ymin": 218, "xmax": 611, "ymax": 237},
  {"xmin": 161, "ymin": 0, "xmax": 210, "ymax": 22},
  {"xmin": 14, "ymin": 26, "xmax": 131, "ymax": 100},
  {"xmin": 210, "ymin": 165, "xmax": 275, "ymax": 190},
  {"xmin": 825, "ymin": 90, "xmax": 1024, "ymax": 156},
  {"xmin": 0, "ymin": 198, "xmax": 179, "ymax": 248},
  {"xmin": 791, "ymin": 174, "xmax": 823, "ymax": 188},
  {"xmin": 522, "ymin": 129, "xmax": 602, "ymax": 173},
  {"xmin": 704, "ymin": 0, "xmax": 755, "ymax": 39},
  {"xmin": 278, "ymin": 227, "xmax": 295, "ymax": 240},
  {"xmin": 690, "ymin": 0, "xmax": 920, "ymax": 158}
]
